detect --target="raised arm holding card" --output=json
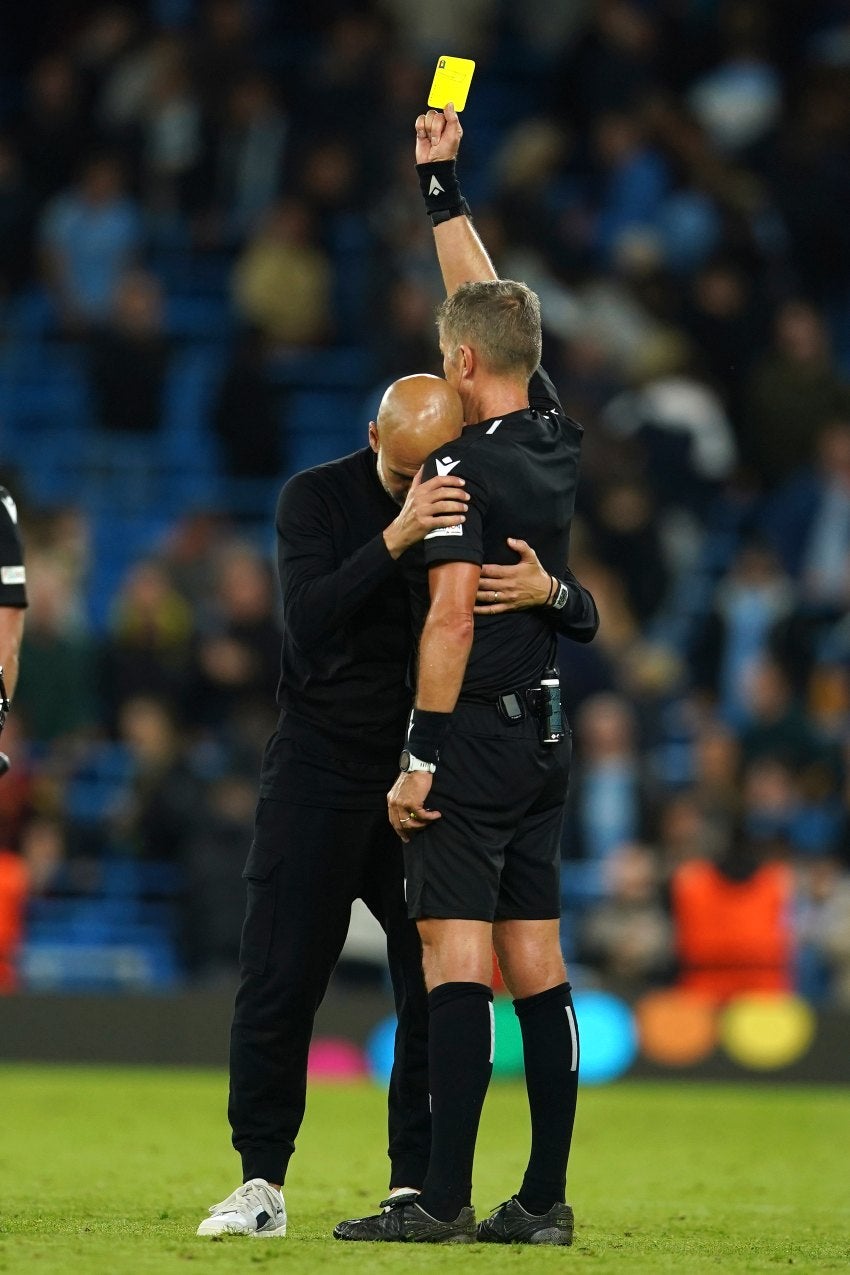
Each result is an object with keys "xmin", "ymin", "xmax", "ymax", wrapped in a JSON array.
[{"xmin": 335, "ymin": 98, "xmax": 590, "ymax": 1249}]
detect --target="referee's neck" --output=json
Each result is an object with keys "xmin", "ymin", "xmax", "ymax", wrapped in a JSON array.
[{"xmin": 463, "ymin": 379, "xmax": 529, "ymax": 427}]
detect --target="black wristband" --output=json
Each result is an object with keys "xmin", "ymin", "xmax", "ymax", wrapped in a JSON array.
[
  {"xmin": 407, "ymin": 708, "xmax": 451, "ymax": 764},
  {"xmin": 416, "ymin": 160, "xmax": 470, "ymax": 225}
]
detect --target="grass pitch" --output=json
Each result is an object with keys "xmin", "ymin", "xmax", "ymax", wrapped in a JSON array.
[{"xmin": 0, "ymin": 1066, "xmax": 847, "ymax": 1274}]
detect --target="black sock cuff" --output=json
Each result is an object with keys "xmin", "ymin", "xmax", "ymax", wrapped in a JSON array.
[
  {"xmin": 428, "ymin": 981, "xmax": 493, "ymax": 1013},
  {"xmin": 513, "ymin": 981, "xmax": 571, "ymax": 1018}
]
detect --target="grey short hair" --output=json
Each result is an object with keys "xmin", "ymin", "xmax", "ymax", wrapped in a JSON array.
[{"xmin": 437, "ymin": 279, "xmax": 542, "ymax": 379}]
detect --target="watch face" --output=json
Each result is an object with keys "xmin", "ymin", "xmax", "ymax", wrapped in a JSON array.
[{"xmin": 399, "ymin": 749, "xmax": 411, "ymax": 772}]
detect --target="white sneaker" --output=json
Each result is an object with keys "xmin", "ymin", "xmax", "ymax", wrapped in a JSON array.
[{"xmin": 197, "ymin": 1178, "xmax": 287, "ymax": 1238}]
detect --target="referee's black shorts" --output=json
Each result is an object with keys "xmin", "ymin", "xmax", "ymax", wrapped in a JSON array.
[{"xmin": 403, "ymin": 698, "xmax": 571, "ymax": 922}]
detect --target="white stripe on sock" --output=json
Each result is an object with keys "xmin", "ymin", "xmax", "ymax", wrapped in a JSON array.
[
  {"xmin": 566, "ymin": 1005, "xmax": 578, "ymax": 1072},
  {"xmin": 488, "ymin": 1000, "xmax": 495, "ymax": 1064}
]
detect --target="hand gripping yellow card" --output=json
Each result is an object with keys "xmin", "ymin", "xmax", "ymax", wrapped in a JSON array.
[{"xmin": 428, "ymin": 55, "xmax": 476, "ymax": 112}]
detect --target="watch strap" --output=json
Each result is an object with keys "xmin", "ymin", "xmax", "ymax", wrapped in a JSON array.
[{"xmin": 401, "ymin": 749, "xmax": 437, "ymax": 774}]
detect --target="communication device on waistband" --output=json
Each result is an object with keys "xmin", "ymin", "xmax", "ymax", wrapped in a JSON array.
[
  {"xmin": 539, "ymin": 669, "xmax": 565, "ymax": 745},
  {"xmin": 500, "ymin": 692, "xmax": 523, "ymax": 722},
  {"xmin": 428, "ymin": 56, "xmax": 476, "ymax": 112}
]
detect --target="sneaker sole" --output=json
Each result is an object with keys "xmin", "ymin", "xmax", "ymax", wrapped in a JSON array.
[
  {"xmin": 477, "ymin": 1226, "xmax": 573, "ymax": 1245},
  {"xmin": 527, "ymin": 1228, "xmax": 573, "ymax": 1245},
  {"xmin": 333, "ymin": 1229, "xmax": 475, "ymax": 1244},
  {"xmin": 197, "ymin": 1223, "xmax": 287, "ymax": 1239}
]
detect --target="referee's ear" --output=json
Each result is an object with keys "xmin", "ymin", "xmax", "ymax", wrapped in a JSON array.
[
  {"xmin": 368, "ymin": 421, "xmax": 379, "ymax": 452},
  {"xmin": 457, "ymin": 343, "xmax": 475, "ymax": 384}
]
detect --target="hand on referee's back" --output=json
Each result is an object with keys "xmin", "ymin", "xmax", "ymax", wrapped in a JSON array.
[{"xmin": 474, "ymin": 538, "xmax": 551, "ymax": 615}]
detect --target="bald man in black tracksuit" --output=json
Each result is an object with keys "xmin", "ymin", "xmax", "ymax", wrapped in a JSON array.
[{"xmin": 196, "ymin": 374, "xmax": 598, "ymax": 1240}]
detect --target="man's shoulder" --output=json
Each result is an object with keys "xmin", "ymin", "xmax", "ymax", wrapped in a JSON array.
[
  {"xmin": 282, "ymin": 447, "xmax": 370, "ymax": 492},
  {"xmin": 530, "ymin": 366, "xmax": 584, "ymax": 435},
  {"xmin": 422, "ymin": 428, "xmax": 490, "ymax": 480}
]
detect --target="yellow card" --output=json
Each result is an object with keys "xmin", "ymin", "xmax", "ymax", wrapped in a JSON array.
[{"xmin": 427, "ymin": 55, "xmax": 476, "ymax": 112}]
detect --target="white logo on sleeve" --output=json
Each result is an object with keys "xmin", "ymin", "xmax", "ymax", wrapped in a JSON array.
[
  {"xmin": 428, "ymin": 175, "xmax": 445, "ymax": 196},
  {"xmin": 425, "ymin": 524, "xmax": 463, "ymax": 539},
  {"xmin": 435, "ymin": 455, "xmax": 461, "ymax": 476},
  {"xmin": 1, "ymin": 493, "xmax": 18, "ymax": 524},
  {"xmin": 1, "ymin": 565, "xmax": 25, "ymax": 585}
]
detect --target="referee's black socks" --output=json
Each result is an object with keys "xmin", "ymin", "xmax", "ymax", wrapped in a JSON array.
[
  {"xmin": 514, "ymin": 981, "xmax": 580, "ymax": 1216},
  {"xmin": 418, "ymin": 981, "xmax": 494, "ymax": 1223}
]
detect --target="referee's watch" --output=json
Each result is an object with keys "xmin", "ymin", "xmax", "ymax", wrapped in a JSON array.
[
  {"xmin": 551, "ymin": 579, "xmax": 570, "ymax": 611},
  {"xmin": 399, "ymin": 749, "xmax": 437, "ymax": 774}
]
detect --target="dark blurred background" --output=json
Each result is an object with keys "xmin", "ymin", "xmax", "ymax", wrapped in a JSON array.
[{"xmin": 0, "ymin": 0, "xmax": 848, "ymax": 1024}]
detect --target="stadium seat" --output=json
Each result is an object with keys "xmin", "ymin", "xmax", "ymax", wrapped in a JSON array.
[
  {"xmin": 286, "ymin": 430, "xmax": 361, "ymax": 474},
  {"xmin": 266, "ymin": 346, "xmax": 374, "ymax": 390},
  {"xmin": 164, "ymin": 295, "xmax": 236, "ymax": 341},
  {"xmin": 285, "ymin": 389, "xmax": 363, "ymax": 436}
]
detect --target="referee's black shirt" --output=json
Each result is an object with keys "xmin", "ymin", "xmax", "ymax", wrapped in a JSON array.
[
  {"xmin": 0, "ymin": 486, "xmax": 27, "ymax": 609},
  {"xmin": 411, "ymin": 367, "xmax": 583, "ymax": 696},
  {"xmin": 260, "ymin": 446, "xmax": 411, "ymax": 807}
]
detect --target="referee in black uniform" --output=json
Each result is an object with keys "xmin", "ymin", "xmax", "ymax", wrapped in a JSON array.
[
  {"xmin": 0, "ymin": 484, "xmax": 28, "ymax": 759},
  {"xmin": 335, "ymin": 105, "xmax": 587, "ymax": 1246},
  {"xmin": 197, "ymin": 372, "xmax": 597, "ymax": 1239}
]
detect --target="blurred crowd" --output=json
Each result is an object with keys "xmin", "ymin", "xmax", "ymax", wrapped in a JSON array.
[{"xmin": 1, "ymin": 0, "xmax": 849, "ymax": 1004}]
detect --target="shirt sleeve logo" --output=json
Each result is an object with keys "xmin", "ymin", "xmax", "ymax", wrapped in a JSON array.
[
  {"xmin": 425, "ymin": 524, "xmax": 463, "ymax": 540},
  {"xmin": 1, "ymin": 565, "xmax": 25, "ymax": 585},
  {"xmin": 435, "ymin": 455, "xmax": 461, "ymax": 476}
]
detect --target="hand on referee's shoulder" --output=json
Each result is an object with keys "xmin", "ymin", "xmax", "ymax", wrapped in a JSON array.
[
  {"xmin": 415, "ymin": 100, "xmax": 463, "ymax": 165},
  {"xmin": 383, "ymin": 469, "xmax": 469, "ymax": 559}
]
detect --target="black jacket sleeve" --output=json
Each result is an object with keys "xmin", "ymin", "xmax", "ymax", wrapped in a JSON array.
[
  {"xmin": 276, "ymin": 470, "xmax": 400, "ymax": 650},
  {"xmin": 546, "ymin": 565, "xmax": 599, "ymax": 644}
]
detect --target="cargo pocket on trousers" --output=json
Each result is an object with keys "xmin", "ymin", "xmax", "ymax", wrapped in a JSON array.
[{"xmin": 239, "ymin": 844, "xmax": 281, "ymax": 975}]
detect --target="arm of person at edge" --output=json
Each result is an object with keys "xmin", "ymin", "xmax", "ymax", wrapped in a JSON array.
[
  {"xmin": 0, "ymin": 606, "xmax": 24, "ymax": 701},
  {"xmin": 417, "ymin": 103, "xmax": 600, "ymax": 645},
  {"xmin": 476, "ymin": 543, "xmax": 600, "ymax": 643},
  {"xmin": 387, "ymin": 559, "xmax": 479, "ymax": 841},
  {"xmin": 279, "ymin": 465, "xmax": 469, "ymax": 651}
]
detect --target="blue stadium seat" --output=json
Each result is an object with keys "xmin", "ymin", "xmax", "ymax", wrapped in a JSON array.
[
  {"xmin": 151, "ymin": 249, "xmax": 234, "ymax": 297},
  {"xmin": 286, "ymin": 430, "xmax": 361, "ymax": 475},
  {"xmin": 164, "ymin": 295, "xmax": 236, "ymax": 341},
  {"xmin": 160, "ymin": 346, "xmax": 222, "ymax": 464},
  {"xmin": 266, "ymin": 346, "xmax": 374, "ymax": 389},
  {"xmin": 216, "ymin": 475, "xmax": 281, "ymax": 520},
  {"xmin": 286, "ymin": 389, "xmax": 363, "ymax": 437},
  {"xmin": 3, "ymin": 287, "xmax": 58, "ymax": 340},
  {"xmin": 65, "ymin": 743, "xmax": 135, "ymax": 825}
]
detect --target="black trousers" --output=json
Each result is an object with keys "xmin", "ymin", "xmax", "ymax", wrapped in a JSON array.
[{"xmin": 228, "ymin": 797, "xmax": 430, "ymax": 1189}]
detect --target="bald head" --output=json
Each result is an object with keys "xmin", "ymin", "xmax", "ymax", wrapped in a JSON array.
[{"xmin": 370, "ymin": 374, "xmax": 464, "ymax": 504}]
